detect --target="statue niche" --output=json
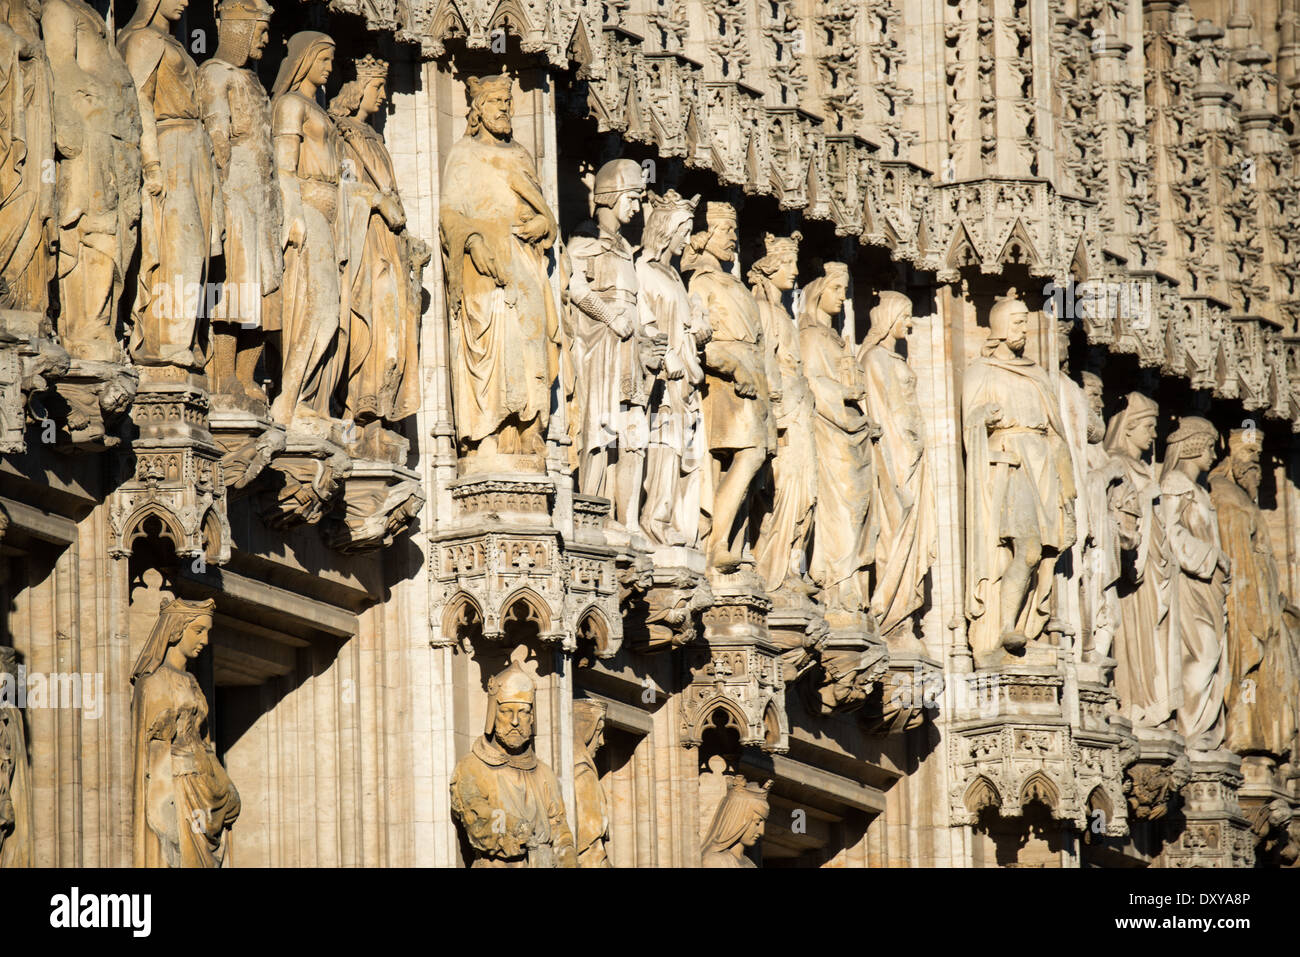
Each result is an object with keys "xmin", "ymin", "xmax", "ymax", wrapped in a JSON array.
[{"xmin": 131, "ymin": 598, "xmax": 240, "ymax": 867}]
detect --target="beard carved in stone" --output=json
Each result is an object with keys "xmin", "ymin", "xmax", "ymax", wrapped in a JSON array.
[
  {"xmin": 270, "ymin": 31, "xmax": 347, "ymax": 432},
  {"xmin": 331, "ymin": 56, "xmax": 424, "ymax": 460},
  {"xmin": 199, "ymin": 0, "xmax": 282, "ymax": 411},
  {"xmin": 43, "ymin": 0, "xmax": 142, "ymax": 361},
  {"xmin": 961, "ymin": 293, "xmax": 1077, "ymax": 658},
  {"xmin": 118, "ymin": 0, "xmax": 223, "ymax": 371},
  {"xmin": 130, "ymin": 598, "xmax": 240, "ymax": 867},
  {"xmin": 440, "ymin": 73, "xmax": 560, "ymax": 473},
  {"xmin": 637, "ymin": 189, "xmax": 708, "ymax": 547}
]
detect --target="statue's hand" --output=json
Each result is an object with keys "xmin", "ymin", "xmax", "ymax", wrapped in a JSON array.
[
  {"xmin": 984, "ymin": 403, "xmax": 1004, "ymax": 431},
  {"xmin": 379, "ymin": 193, "xmax": 406, "ymax": 230},
  {"xmin": 609, "ymin": 312, "xmax": 634, "ymax": 340},
  {"xmin": 514, "ymin": 213, "xmax": 551, "ymax": 245},
  {"xmin": 144, "ymin": 162, "xmax": 163, "ymax": 197},
  {"xmin": 732, "ymin": 366, "xmax": 758, "ymax": 399},
  {"xmin": 467, "ymin": 234, "xmax": 504, "ymax": 285}
]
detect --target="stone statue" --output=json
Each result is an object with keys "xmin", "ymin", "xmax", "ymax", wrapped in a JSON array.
[
  {"xmin": 1159, "ymin": 417, "xmax": 1229, "ymax": 752},
  {"xmin": 859, "ymin": 291, "xmax": 936, "ymax": 643},
  {"xmin": 271, "ymin": 31, "xmax": 347, "ymax": 431},
  {"xmin": 118, "ymin": 0, "xmax": 223, "ymax": 370},
  {"xmin": 573, "ymin": 699, "xmax": 610, "ymax": 867},
  {"xmin": 199, "ymin": 0, "xmax": 282, "ymax": 410},
  {"xmin": 331, "ymin": 54, "xmax": 424, "ymax": 458},
  {"xmin": 130, "ymin": 598, "xmax": 240, "ymax": 867},
  {"xmin": 0, "ymin": 0, "xmax": 54, "ymax": 313},
  {"xmin": 1077, "ymin": 370, "xmax": 1127, "ymax": 663},
  {"xmin": 798, "ymin": 262, "xmax": 875, "ymax": 622},
  {"xmin": 449, "ymin": 661, "xmax": 576, "ymax": 867},
  {"xmin": 0, "ymin": 646, "xmax": 32, "ymax": 867},
  {"xmin": 637, "ymin": 189, "xmax": 709, "ymax": 547},
  {"xmin": 962, "ymin": 292, "xmax": 1076, "ymax": 657},
  {"xmin": 1210, "ymin": 428, "xmax": 1300, "ymax": 758},
  {"xmin": 701, "ymin": 776, "xmax": 770, "ymax": 867},
  {"xmin": 751, "ymin": 232, "xmax": 818, "ymax": 599},
  {"xmin": 568, "ymin": 159, "xmax": 663, "ymax": 527},
  {"xmin": 683, "ymin": 201, "xmax": 778, "ymax": 572},
  {"xmin": 1104, "ymin": 392, "xmax": 1176, "ymax": 727},
  {"xmin": 43, "ymin": 0, "xmax": 142, "ymax": 361},
  {"xmin": 441, "ymin": 73, "xmax": 560, "ymax": 472}
]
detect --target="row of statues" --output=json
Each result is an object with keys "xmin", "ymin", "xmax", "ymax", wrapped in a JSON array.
[
  {"xmin": 441, "ymin": 77, "xmax": 938, "ymax": 649},
  {"xmin": 1, "ymin": 1, "xmax": 424, "ymax": 454}
]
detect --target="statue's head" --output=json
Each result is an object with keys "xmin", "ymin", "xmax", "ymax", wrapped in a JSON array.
[
  {"xmin": 1103, "ymin": 391, "xmax": 1158, "ymax": 457},
  {"xmin": 1081, "ymin": 372, "xmax": 1105, "ymax": 443},
  {"xmin": 1226, "ymin": 427, "xmax": 1263, "ymax": 498},
  {"xmin": 694, "ymin": 202, "xmax": 737, "ymax": 264},
  {"xmin": 273, "ymin": 32, "xmax": 335, "ymax": 97},
  {"xmin": 329, "ymin": 56, "xmax": 389, "ymax": 121},
  {"xmin": 1162, "ymin": 416, "xmax": 1219, "ymax": 481},
  {"xmin": 130, "ymin": 598, "xmax": 217, "ymax": 685},
  {"xmin": 702, "ymin": 777, "xmax": 772, "ymax": 856},
  {"xmin": 485, "ymin": 661, "xmax": 535, "ymax": 753},
  {"xmin": 573, "ymin": 699, "xmax": 607, "ymax": 757},
  {"xmin": 215, "ymin": 0, "xmax": 272, "ymax": 65},
  {"xmin": 864, "ymin": 289, "xmax": 911, "ymax": 349},
  {"xmin": 749, "ymin": 232, "xmax": 801, "ymax": 292},
  {"xmin": 987, "ymin": 292, "xmax": 1029, "ymax": 354},
  {"xmin": 797, "ymin": 262, "xmax": 849, "ymax": 329},
  {"xmin": 593, "ymin": 160, "xmax": 644, "ymax": 227},
  {"xmin": 466, "ymin": 74, "xmax": 513, "ymax": 141},
  {"xmin": 642, "ymin": 190, "xmax": 700, "ymax": 261}
]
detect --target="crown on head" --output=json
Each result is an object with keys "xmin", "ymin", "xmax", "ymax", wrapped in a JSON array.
[
  {"xmin": 823, "ymin": 261, "xmax": 849, "ymax": 281},
  {"xmin": 763, "ymin": 231, "xmax": 802, "ymax": 257},
  {"xmin": 649, "ymin": 189, "xmax": 701, "ymax": 216},
  {"xmin": 706, "ymin": 201, "xmax": 737, "ymax": 228},
  {"xmin": 356, "ymin": 55, "xmax": 388, "ymax": 82}
]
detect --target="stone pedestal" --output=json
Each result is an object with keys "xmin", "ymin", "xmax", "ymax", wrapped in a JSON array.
[
  {"xmin": 328, "ymin": 459, "xmax": 424, "ymax": 553},
  {"xmin": 1124, "ymin": 726, "xmax": 1190, "ymax": 823},
  {"xmin": 1158, "ymin": 750, "xmax": 1254, "ymax": 867},
  {"xmin": 621, "ymin": 543, "xmax": 712, "ymax": 654}
]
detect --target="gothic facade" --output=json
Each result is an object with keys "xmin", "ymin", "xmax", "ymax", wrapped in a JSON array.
[{"xmin": 1, "ymin": 0, "xmax": 1299, "ymax": 868}]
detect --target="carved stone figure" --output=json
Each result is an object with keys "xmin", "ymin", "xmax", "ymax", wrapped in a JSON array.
[
  {"xmin": 0, "ymin": 0, "xmax": 54, "ymax": 313},
  {"xmin": 683, "ymin": 201, "xmax": 778, "ymax": 572},
  {"xmin": 1160, "ymin": 417, "xmax": 1229, "ymax": 752},
  {"xmin": 130, "ymin": 598, "xmax": 240, "ymax": 867},
  {"xmin": 859, "ymin": 291, "xmax": 935, "ymax": 643},
  {"xmin": 271, "ymin": 31, "xmax": 347, "ymax": 431},
  {"xmin": 962, "ymin": 293, "xmax": 1076, "ymax": 657},
  {"xmin": 751, "ymin": 232, "xmax": 818, "ymax": 599},
  {"xmin": 799, "ymin": 263, "xmax": 875, "ymax": 622},
  {"xmin": 701, "ymin": 776, "xmax": 770, "ymax": 867},
  {"xmin": 118, "ymin": 0, "xmax": 223, "ymax": 370},
  {"xmin": 441, "ymin": 73, "xmax": 559, "ymax": 472},
  {"xmin": 199, "ymin": 0, "xmax": 282, "ymax": 409},
  {"xmin": 43, "ymin": 0, "xmax": 142, "ymax": 361},
  {"xmin": 1104, "ymin": 392, "xmax": 1176, "ymax": 727},
  {"xmin": 568, "ymin": 159, "xmax": 662, "ymax": 527},
  {"xmin": 1077, "ymin": 371, "xmax": 1126, "ymax": 663},
  {"xmin": 637, "ymin": 189, "xmax": 709, "ymax": 547},
  {"xmin": 1210, "ymin": 429, "xmax": 1300, "ymax": 758},
  {"xmin": 332, "ymin": 54, "xmax": 424, "ymax": 458},
  {"xmin": 449, "ymin": 661, "xmax": 576, "ymax": 867},
  {"xmin": 0, "ymin": 646, "xmax": 32, "ymax": 867},
  {"xmin": 573, "ymin": 699, "xmax": 610, "ymax": 867}
]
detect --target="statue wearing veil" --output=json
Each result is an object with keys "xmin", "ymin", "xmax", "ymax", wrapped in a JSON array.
[
  {"xmin": 798, "ymin": 263, "xmax": 876, "ymax": 622},
  {"xmin": 440, "ymin": 74, "xmax": 560, "ymax": 472},
  {"xmin": 572, "ymin": 699, "xmax": 610, "ymax": 867},
  {"xmin": 1160, "ymin": 418, "xmax": 1229, "ymax": 752},
  {"xmin": 331, "ymin": 56, "xmax": 424, "ymax": 455},
  {"xmin": 0, "ymin": 646, "xmax": 33, "ymax": 867},
  {"xmin": 199, "ymin": 0, "xmax": 282, "ymax": 409},
  {"xmin": 131, "ymin": 598, "xmax": 240, "ymax": 868},
  {"xmin": 271, "ymin": 31, "xmax": 347, "ymax": 430},
  {"xmin": 0, "ymin": 0, "xmax": 55, "ymax": 314},
  {"xmin": 701, "ymin": 777, "xmax": 771, "ymax": 867},
  {"xmin": 42, "ymin": 0, "xmax": 141, "ymax": 360},
  {"xmin": 118, "ymin": 0, "xmax": 223, "ymax": 370},
  {"xmin": 637, "ymin": 189, "xmax": 710, "ymax": 547},
  {"xmin": 751, "ymin": 232, "xmax": 818, "ymax": 599},
  {"xmin": 858, "ymin": 292, "xmax": 935, "ymax": 643},
  {"xmin": 1104, "ymin": 392, "xmax": 1176, "ymax": 728}
]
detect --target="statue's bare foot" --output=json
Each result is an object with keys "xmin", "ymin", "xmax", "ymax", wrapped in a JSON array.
[{"xmin": 999, "ymin": 630, "xmax": 1027, "ymax": 653}]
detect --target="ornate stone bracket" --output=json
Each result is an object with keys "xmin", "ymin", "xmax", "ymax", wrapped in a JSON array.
[
  {"xmin": 43, "ymin": 358, "xmax": 138, "ymax": 454},
  {"xmin": 679, "ymin": 571, "xmax": 787, "ymax": 754},
  {"xmin": 328, "ymin": 461, "xmax": 425, "ymax": 553},
  {"xmin": 861, "ymin": 651, "xmax": 943, "ymax": 734},
  {"xmin": 1123, "ymin": 726, "xmax": 1190, "ymax": 823},
  {"xmin": 621, "ymin": 543, "xmax": 712, "ymax": 654},
  {"xmin": 0, "ymin": 309, "xmax": 70, "ymax": 454},
  {"xmin": 108, "ymin": 368, "xmax": 230, "ymax": 565},
  {"xmin": 1157, "ymin": 752, "xmax": 1255, "ymax": 867},
  {"xmin": 257, "ymin": 433, "xmax": 352, "ymax": 530}
]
